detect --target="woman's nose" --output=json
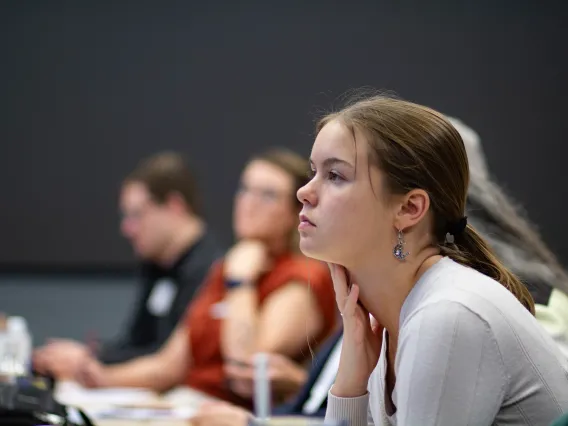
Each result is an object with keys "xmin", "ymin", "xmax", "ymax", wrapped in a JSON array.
[{"xmin": 297, "ymin": 179, "xmax": 317, "ymax": 206}]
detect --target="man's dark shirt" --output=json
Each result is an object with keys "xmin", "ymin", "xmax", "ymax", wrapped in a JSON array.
[{"xmin": 98, "ymin": 230, "xmax": 222, "ymax": 364}]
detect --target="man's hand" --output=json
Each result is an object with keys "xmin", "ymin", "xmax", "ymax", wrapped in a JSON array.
[
  {"xmin": 33, "ymin": 339, "xmax": 91, "ymax": 379},
  {"xmin": 224, "ymin": 240, "xmax": 269, "ymax": 283},
  {"xmin": 75, "ymin": 356, "xmax": 109, "ymax": 388}
]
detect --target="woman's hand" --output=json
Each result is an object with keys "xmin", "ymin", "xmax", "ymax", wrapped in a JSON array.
[
  {"xmin": 224, "ymin": 240, "xmax": 269, "ymax": 283},
  {"xmin": 192, "ymin": 401, "xmax": 252, "ymax": 426},
  {"xmin": 224, "ymin": 353, "xmax": 307, "ymax": 400},
  {"xmin": 328, "ymin": 263, "xmax": 383, "ymax": 398}
]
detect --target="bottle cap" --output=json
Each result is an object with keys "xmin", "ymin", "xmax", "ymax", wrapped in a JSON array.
[
  {"xmin": 7, "ymin": 316, "xmax": 28, "ymax": 333},
  {"xmin": 0, "ymin": 315, "xmax": 6, "ymax": 332}
]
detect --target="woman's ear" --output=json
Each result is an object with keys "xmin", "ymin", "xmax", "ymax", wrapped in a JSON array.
[{"xmin": 394, "ymin": 189, "xmax": 430, "ymax": 230}]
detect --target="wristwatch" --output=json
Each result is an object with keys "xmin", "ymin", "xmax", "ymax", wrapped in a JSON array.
[{"xmin": 224, "ymin": 279, "xmax": 244, "ymax": 289}]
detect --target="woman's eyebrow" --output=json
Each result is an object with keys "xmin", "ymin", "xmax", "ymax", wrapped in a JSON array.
[{"xmin": 309, "ymin": 157, "xmax": 354, "ymax": 168}]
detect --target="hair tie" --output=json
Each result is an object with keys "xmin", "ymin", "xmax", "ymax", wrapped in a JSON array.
[{"xmin": 447, "ymin": 216, "xmax": 468, "ymax": 236}]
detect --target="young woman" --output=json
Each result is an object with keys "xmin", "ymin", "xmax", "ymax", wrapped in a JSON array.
[
  {"xmin": 73, "ymin": 148, "xmax": 337, "ymax": 408},
  {"xmin": 297, "ymin": 96, "xmax": 568, "ymax": 425}
]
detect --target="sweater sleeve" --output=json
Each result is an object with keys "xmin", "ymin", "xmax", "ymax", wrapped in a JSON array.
[
  {"xmin": 326, "ymin": 301, "xmax": 509, "ymax": 426},
  {"xmin": 325, "ymin": 389, "xmax": 373, "ymax": 426}
]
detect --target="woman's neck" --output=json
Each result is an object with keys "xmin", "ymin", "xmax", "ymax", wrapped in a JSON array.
[
  {"xmin": 349, "ymin": 248, "xmax": 442, "ymax": 339},
  {"xmin": 264, "ymin": 235, "xmax": 291, "ymax": 259}
]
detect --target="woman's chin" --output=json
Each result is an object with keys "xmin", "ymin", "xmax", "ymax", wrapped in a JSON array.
[{"xmin": 299, "ymin": 238, "xmax": 329, "ymax": 261}]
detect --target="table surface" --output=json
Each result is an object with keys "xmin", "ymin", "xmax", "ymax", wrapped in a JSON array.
[
  {"xmin": 95, "ymin": 418, "xmax": 329, "ymax": 426},
  {"xmin": 55, "ymin": 381, "xmax": 216, "ymax": 426},
  {"xmin": 96, "ymin": 421, "xmax": 188, "ymax": 426},
  {"xmin": 95, "ymin": 418, "xmax": 325, "ymax": 426},
  {"xmin": 55, "ymin": 382, "xmax": 322, "ymax": 426}
]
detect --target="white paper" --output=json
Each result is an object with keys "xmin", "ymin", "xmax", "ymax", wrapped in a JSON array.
[
  {"xmin": 56, "ymin": 382, "xmax": 156, "ymax": 406},
  {"xmin": 56, "ymin": 382, "xmax": 211, "ymax": 421},
  {"xmin": 162, "ymin": 386, "xmax": 217, "ymax": 405},
  {"xmin": 89, "ymin": 406, "xmax": 196, "ymax": 420}
]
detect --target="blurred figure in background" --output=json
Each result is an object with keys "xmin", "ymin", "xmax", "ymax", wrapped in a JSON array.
[
  {"xmin": 73, "ymin": 148, "xmax": 337, "ymax": 408},
  {"xmin": 449, "ymin": 117, "xmax": 568, "ymax": 357},
  {"xmin": 34, "ymin": 152, "xmax": 222, "ymax": 377}
]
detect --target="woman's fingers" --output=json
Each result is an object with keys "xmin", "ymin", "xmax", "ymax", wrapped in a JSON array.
[
  {"xmin": 328, "ymin": 263, "xmax": 365, "ymax": 321},
  {"xmin": 370, "ymin": 314, "xmax": 383, "ymax": 334},
  {"xmin": 327, "ymin": 263, "xmax": 350, "ymax": 310},
  {"xmin": 342, "ymin": 283, "xmax": 360, "ymax": 318},
  {"xmin": 198, "ymin": 402, "xmax": 226, "ymax": 412},
  {"xmin": 224, "ymin": 363, "xmax": 252, "ymax": 381},
  {"xmin": 229, "ymin": 378, "xmax": 254, "ymax": 398}
]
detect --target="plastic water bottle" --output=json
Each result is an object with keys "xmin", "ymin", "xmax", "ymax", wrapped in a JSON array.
[
  {"xmin": 253, "ymin": 352, "xmax": 271, "ymax": 424},
  {"xmin": 0, "ymin": 313, "xmax": 7, "ymax": 381},
  {"xmin": 0, "ymin": 313, "xmax": 6, "ymax": 352},
  {"xmin": 6, "ymin": 316, "xmax": 32, "ymax": 377}
]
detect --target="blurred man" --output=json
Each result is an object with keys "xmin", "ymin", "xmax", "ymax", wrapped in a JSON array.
[{"xmin": 34, "ymin": 152, "xmax": 222, "ymax": 378}]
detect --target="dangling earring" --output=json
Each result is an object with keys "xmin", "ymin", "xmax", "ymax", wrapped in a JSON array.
[{"xmin": 393, "ymin": 229, "xmax": 409, "ymax": 261}]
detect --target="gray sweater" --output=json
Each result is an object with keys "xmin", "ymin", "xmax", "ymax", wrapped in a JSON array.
[{"xmin": 325, "ymin": 257, "xmax": 568, "ymax": 426}]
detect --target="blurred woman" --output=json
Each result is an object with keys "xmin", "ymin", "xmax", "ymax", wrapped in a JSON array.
[
  {"xmin": 72, "ymin": 148, "xmax": 337, "ymax": 408},
  {"xmin": 449, "ymin": 116, "xmax": 568, "ymax": 357}
]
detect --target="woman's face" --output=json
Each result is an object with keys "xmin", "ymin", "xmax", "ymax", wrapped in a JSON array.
[
  {"xmin": 297, "ymin": 120, "xmax": 397, "ymax": 266},
  {"xmin": 233, "ymin": 160, "xmax": 298, "ymax": 244}
]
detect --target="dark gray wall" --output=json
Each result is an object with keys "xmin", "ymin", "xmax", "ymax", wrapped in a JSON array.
[
  {"xmin": 1, "ymin": 1, "xmax": 567, "ymax": 271},
  {"xmin": 0, "ymin": 275, "xmax": 136, "ymax": 345}
]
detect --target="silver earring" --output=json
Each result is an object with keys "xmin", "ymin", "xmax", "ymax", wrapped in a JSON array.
[{"xmin": 393, "ymin": 229, "xmax": 409, "ymax": 261}]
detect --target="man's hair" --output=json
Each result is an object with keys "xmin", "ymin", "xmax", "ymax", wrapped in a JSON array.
[{"xmin": 124, "ymin": 151, "xmax": 202, "ymax": 216}]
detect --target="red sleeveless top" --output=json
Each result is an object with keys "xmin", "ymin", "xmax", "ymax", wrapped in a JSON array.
[{"xmin": 183, "ymin": 253, "xmax": 336, "ymax": 407}]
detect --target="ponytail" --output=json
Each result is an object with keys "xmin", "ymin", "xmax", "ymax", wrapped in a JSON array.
[{"xmin": 440, "ymin": 225, "xmax": 536, "ymax": 315}]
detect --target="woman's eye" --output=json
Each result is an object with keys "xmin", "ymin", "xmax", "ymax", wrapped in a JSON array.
[{"xmin": 328, "ymin": 171, "xmax": 343, "ymax": 182}]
